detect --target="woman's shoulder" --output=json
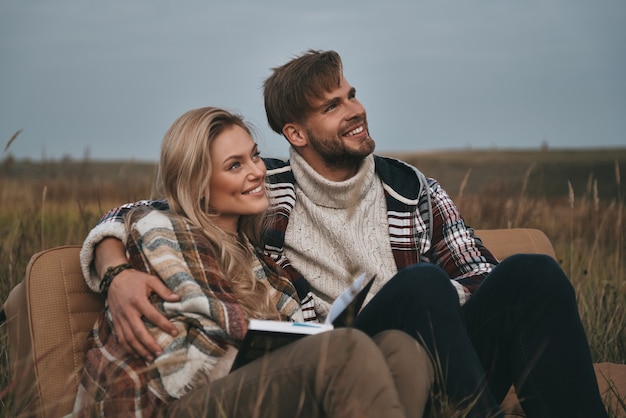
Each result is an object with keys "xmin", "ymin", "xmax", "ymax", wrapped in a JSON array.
[{"xmin": 126, "ymin": 207, "xmax": 177, "ymax": 229}]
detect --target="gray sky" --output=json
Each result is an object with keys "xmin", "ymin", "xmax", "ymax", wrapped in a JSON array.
[{"xmin": 1, "ymin": 0, "xmax": 624, "ymax": 162}]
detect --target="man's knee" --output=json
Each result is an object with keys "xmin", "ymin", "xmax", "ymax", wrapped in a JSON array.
[
  {"xmin": 496, "ymin": 253, "xmax": 574, "ymax": 299},
  {"xmin": 390, "ymin": 263, "xmax": 458, "ymax": 303}
]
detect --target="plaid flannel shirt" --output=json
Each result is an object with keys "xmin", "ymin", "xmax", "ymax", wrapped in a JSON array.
[{"xmin": 74, "ymin": 210, "xmax": 303, "ymax": 416}]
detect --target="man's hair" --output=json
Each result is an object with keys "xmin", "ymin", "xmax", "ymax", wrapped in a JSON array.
[{"xmin": 263, "ymin": 49, "xmax": 343, "ymax": 135}]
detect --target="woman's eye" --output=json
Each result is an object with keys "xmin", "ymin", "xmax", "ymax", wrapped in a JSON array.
[{"xmin": 228, "ymin": 162, "xmax": 241, "ymax": 170}]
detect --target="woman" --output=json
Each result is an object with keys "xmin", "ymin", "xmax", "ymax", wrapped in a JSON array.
[{"xmin": 73, "ymin": 107, "xmax": 433, "ymax": 418}]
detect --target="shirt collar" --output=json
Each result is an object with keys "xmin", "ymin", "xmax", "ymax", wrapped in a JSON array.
[{"xmin": 288, "ymin": 147, "xmax": 376, "ymax": 209}]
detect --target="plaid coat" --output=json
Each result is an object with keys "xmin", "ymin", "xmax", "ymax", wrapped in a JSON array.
[{"xmin": 74, "ymin": 210, "xmax": 303, "ymax": 417}]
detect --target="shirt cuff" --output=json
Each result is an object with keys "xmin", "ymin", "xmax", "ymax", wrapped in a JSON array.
[
  {"xmin": 80, "ymin": 222, "xmax": 128, "ymax": 292},
  {"xmin": 450, "ymin": 280, "xmax": 469, "ymax": 306}
]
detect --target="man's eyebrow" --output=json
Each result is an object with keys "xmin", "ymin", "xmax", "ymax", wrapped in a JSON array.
[
  {"xmin": 316, "ymin": 87, "xmax": 356, "ymax": 112},
  {"xmin": 317, "ymin": 96, "xmax": 340, "ymax": 112}
]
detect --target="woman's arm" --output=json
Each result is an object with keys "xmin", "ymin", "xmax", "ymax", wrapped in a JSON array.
[{"xmin": 127, "ymin": 210, "xmax": 249, "ymax": 397}]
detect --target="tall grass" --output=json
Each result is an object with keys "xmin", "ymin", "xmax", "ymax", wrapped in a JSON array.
[
  {"xmin": 0, "ymin": 152, "xmax": 624, "ymax": 417},
  {"xmin": 0, "ymin": 157, "xmax": 156, "ymax": 416},
  {"xmin": 452, "ymin": 164, "xmax": 626, "ymax": 364}
]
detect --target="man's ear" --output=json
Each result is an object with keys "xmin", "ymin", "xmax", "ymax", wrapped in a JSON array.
[{"xmin": 282, "ymin": 123, "xmax": 307, "ymax": 147}]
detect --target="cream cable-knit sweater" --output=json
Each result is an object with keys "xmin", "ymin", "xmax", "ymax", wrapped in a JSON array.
[{"xmin": 285, "ymin": 149, "xmax": 398, "ymax": 320}]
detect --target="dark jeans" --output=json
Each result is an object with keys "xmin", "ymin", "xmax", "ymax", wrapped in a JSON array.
[{"xmin": 354, "ymin": 254, "xmax": 608, "ymax": 418}]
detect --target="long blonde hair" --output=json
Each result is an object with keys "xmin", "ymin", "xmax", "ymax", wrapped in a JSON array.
[{"xmin": 154, "ymin": 106, "xmax": 280, "ymax": 320}]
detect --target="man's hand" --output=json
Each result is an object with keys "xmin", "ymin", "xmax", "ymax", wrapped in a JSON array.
[
  {"xmin": 94, "ymin": 237, "xmax": 180, "ymax": 360},
  {"xmin": 107, "ymin": 269, "xmax": 180, "ymax": 361}
]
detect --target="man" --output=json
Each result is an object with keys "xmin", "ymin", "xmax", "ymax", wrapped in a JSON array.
[{"xmin": 82, "ymin": 50, "xmax": 607, "ymax": 417}]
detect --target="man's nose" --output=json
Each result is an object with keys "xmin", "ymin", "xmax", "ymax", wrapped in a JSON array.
[{"xmin": 346, "ymin": 99, "xmax": 365, "ymax": 118}]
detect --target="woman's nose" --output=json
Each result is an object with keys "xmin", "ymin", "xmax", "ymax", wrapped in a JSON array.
[{"xmin": 248, "ymin": 161, "xmax": 266, "ymax": 178}]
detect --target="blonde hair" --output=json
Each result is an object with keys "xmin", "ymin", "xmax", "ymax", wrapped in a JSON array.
[{"xmin": 152, "ymin": 106, "xmax": 280, "ymax": 320}]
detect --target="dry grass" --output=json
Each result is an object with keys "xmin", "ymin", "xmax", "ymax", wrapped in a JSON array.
[{"xmin": 1, "ymin": 149, "xmax": 625, "ymax": 417}]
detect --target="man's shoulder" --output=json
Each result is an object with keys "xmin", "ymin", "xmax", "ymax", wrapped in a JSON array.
[
  {"xmin": 263, "ymin": 157, "xmax": 290, "ymax": 171},
  {"xmin": 373, "ymin": 155, "xmax": 429, "ymax": 199},
  {"xmin": 263, "ymin": 157, "xmax": 295, "ymax": 185},
  {"xmin": 373, "ymin": 154, "xmax": 421, "ymax": 174}
]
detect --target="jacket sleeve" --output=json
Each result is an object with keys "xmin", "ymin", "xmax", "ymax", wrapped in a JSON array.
[
  {"xmin": 427, "ymin": 180, "xmax": 498, "ymax": 305},
  {"xmin": 79, "ymin": 199, "xmax": 170, "ymax": 291}
]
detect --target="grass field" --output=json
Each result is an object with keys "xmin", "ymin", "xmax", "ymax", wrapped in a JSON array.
[{"xmin": 1, "ymin": 148, "xmax": 625, "ymax": 416}]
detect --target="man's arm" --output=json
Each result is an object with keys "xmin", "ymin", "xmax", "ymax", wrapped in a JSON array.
[
  {"xmin": 81, "ymin": 199, "xmax": 171, "ymax": 291},
  {"xmin": 80, "ymin": 198, "xmax": 178, "ymax": 360},
  {"xmin": 94, "ymin": 237, "xmax": 180, "ymax": 360},
  {"xmin": 427, "ymin": 180, "xmax": 498, "ymax": 304}
]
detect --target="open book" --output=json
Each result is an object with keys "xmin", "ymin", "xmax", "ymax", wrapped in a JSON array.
[{"xmin": 230, "ymin": 273, "xmax": 375, "ymax": 371}]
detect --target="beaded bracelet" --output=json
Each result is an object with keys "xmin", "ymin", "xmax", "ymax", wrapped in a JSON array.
[{"xmin": 99, "ymin": 263, "xmax": 133, "ymax": 297}]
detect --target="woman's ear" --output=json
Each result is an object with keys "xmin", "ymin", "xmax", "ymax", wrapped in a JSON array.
[{"xmin": 282, "ymin": 123, "xmax": 307, "ymax": 147}]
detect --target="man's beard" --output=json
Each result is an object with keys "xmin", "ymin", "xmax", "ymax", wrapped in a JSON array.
[{"xmin": 306, "ymin": 129, "xmax": 375, "ymax": 170}]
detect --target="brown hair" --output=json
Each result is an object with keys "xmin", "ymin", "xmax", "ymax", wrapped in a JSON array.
[{"xmin": 263, "ymin": 49, "xmax": 343, "ymax": 135}]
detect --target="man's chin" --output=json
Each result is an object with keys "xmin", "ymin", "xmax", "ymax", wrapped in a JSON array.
[
  {"xmin": 328, "ymin": 151, "xmax": 371, "ymax": 170},
  {"xmin": 360, "ymin": 135, "xmax": 376, "ymax": 155},
  {"xmin": 350, "ymin": 138, "xmax": 376, "ymax": 160}
]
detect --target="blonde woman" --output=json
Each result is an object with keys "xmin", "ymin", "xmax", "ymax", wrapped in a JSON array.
[{"xmin": 73, "ymin": 107, "xmax": 433, "ymax": 418}]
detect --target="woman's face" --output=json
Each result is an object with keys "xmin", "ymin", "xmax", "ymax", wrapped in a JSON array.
[{"xmin": 208, "ymin": 124, "xmax": 268, "ymax": 233}]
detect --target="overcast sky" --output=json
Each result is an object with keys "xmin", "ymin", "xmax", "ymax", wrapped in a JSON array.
[{"xmin": 1, "ymin": 0, "xmax": 624, "ymax": 162}]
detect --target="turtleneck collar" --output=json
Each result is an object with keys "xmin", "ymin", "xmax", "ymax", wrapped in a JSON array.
[{"xmin": 288, "ymin": 147, "xmax": 376, "ymax": 209}]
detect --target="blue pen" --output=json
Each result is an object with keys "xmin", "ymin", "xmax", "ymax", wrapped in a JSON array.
[{"xmin": 292, "ymin": 322, "xmax": 323, "ymax": 328}]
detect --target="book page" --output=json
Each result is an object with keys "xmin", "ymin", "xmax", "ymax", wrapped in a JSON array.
[
  {"xmin": 248, "ymin": 319, "xmax": 333, "ymax": 334},
  {"xmin": 325, "ymin": 273, "xmax": 368, "ymax": 325}
]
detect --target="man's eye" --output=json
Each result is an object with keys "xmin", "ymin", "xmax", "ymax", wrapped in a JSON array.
[{"xmin": 325, "ymin": 103, "xmax": 337, "ymax": 112}]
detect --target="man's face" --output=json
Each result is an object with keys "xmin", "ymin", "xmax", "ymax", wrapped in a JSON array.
[{"xmin": 301, "ymin": 76, "xmax": 375, "ymax": 171}]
